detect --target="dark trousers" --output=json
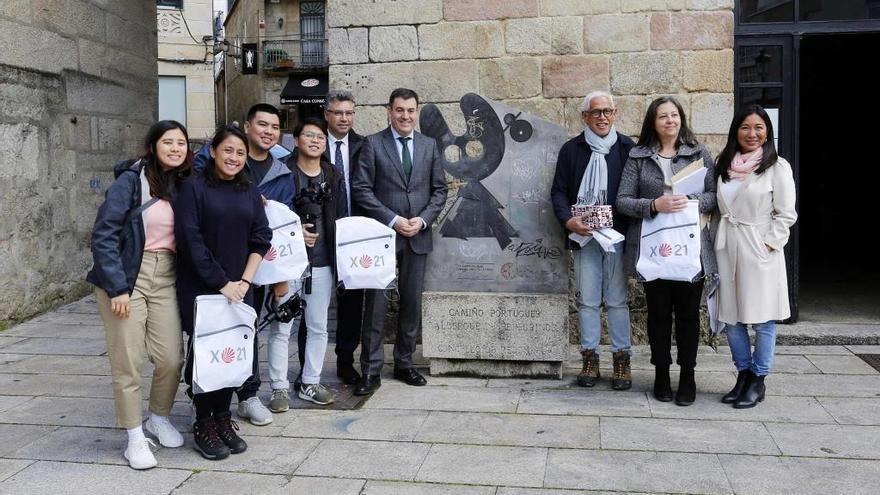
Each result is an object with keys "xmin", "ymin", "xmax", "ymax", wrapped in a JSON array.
[
  {"xmin": 361, "ymin": 245, "xmax": 426, "ymax": 376},
  {"xmin": 335, "ymin": 288, "xmax": 365, "ymax": 366},
  {"xmin": 643, "ymin": 279, "xmax": 704, "ymax": 369},
  {"xmin": 236, "ymin": 286, "xmax": 264, "ymax": 401}
]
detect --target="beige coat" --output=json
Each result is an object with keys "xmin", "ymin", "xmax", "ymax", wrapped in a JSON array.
[{"xmin": 715, "ymin": 157, "xmax": 797, "ymax": 325}]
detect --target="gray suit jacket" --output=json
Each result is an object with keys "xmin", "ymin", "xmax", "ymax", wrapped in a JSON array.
[{"xmin": 352, "ymin": 127, "xmax": 448, "ymax": 255}]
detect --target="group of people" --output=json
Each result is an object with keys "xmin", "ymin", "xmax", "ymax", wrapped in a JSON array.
[
  {"xmin": 88, "ymin": 85, "xmax": 796, "ymax": 471},
  {"xmin": 552, "ymin": 91, "xmax": 797, "ymax": 410},
  {"xmin": 88, "ymin": 88, "xmax": 447, "ymax": 469}
]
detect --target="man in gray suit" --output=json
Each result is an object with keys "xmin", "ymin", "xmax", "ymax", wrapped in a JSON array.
[{"xmin": 351, "ymin": 88, "xmax": 448, "ymax": 395}]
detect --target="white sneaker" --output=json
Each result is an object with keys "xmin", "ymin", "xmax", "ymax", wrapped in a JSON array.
[
  {"xmin": 237, "ymin": 397, "xmax": 273, "ymax": 426},
  {"xmin": 124, "ymin": 438, "xmax": 158, "ymax": 470},
  {"xmin": 144, "ymin": 417, "xmax": 184, "ymax": 448}
]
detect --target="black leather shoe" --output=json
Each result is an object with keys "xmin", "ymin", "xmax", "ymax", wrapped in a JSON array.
[
  {"xmin": 393, "ymin": 367, "xmax": 427, "ymax": 386},
  {"xmin": 337, "ymin": 363, "xmax": 362, "ymax": 385},
  {"xmin": 722, "ymin": 370, "xmax": 752, "ymax": 404},
  {"xmin": 354, "ymin": 375, "xmax": 381, "ymax": 396},
  {"xmin": 733, "ymin": 374, "xmax": 765, "ymax": 409},
  {"xmin": 675, "ymin": 367, "xmax": 696, "ymax": 407}
]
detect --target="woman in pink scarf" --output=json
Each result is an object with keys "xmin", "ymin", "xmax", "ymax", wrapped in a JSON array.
[{"xmin": 713, "ymin": 105, "xmax": 798, "ymax": 409}]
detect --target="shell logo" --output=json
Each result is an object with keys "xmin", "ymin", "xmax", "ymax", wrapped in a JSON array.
[
  {"xmin": 359, "ymin": 254, "xmax": 373, "ymax": 268},
  {"xmin": 301, "ymin": 78, "xmax": 320, "ymax": 87},
  {"xmin": 659, "ymin": 243, "xmax": 672, "ymax": 257},
  {"xmin": 265, "ymin": 246, "xmax": 278, "ymax": 261},
  {"xmin": 221, "ymin": 347, "xmax": 235, "ymax": 363}
]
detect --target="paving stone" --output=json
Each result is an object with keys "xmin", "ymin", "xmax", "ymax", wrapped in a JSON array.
[
  {"xmin": 0, "ymin": 337, "xmax": 106, "ymax": 356},
  {"xmin": 0, "ymin": 353, "xmax": 30, "ymax": 365},
  {"xmin": 0, "ymin": 459, "xmax": 34, "ymax": 483},
  {"xmin": 0, "ymin": 460, "xmax": 191, "ymax": 494},
  {"xmin": 2, "ymin": 355, "xmax": 111, "ymax": 375},
  {"xmin": 688, "ymin": 353, "xmax": 820, "ymax": 374},
  {"xmin": 766, "ymin": 423, "xmax": 880, "ymax": 459},
  {"xmin": 846, "ymin": 345, "xmax": 880, "ymax": 354},
  {"xmin": 363, "ymin": 480, "xmax": 495, "ymax": 494},
  {"xmin": 628, "ymin": 369, "xmax": 737, "ymax": 395},
  {"xmin": 545, "ymin": 449, "xmax": 732, "ymax": 494},
  {"xmin": 415, "ymin": 411, "xmax": 599, "ymax": 449},
  {"xmin": 0, "ymin": 336, "xmax": 26, "ymax": 348},
  {"xmin": 486, "ymin": 377, "xmax": 575, "ymax": 389},
  {"xmin": 25, "ymin": 312, "xmax": 104, "ymax": 326},
  {"xmin": 498, "ymin": 489, "xmax": 650, "ymax": 495},
  {"xmin": 718, "ymin": 455, "xmax": 880, "ymax": 495},
  {"xmin": 0, "ymin": 373, "xmax": 112, "ymax": 398},
  {"xmin": 170, "ymin": 471, "xmax": 287, "ymax": 494},
  {"xmin": 817, "ymin": 397, "xmax": 880, "ymax": 425},
  {"xmin": 281, "ymin": 409, "xmax": 427, "ymax": 441},
  {"xmin": 806, "ymin": 354, "xmax": 879, "ymax": 375},
  {"xmin": 9, "ymin": 426, "xmax": 126, "ymax": 465},
  {"xmin": 1, "ymin": 323, "xmax": 104, "ymax": 338},
  {"xmin": 422, "ymin": 376, "xmax": 489, "ymax": 387},
  {"xmin": 775, "ymin": 345, "xmax": 852, "ymax": 355},
  {"xmin": 0, "ymin": 394, "xmax": 33, "ymax": 413},
  {"xmin": 0, "ymin": 424, "xmax": 55, "ymax": 456},
  {"xmin": 0, "ymin": 396, "xmax": 117, "ymax": 427},
  {"xmin": 296, "ymin": 439, "xmax": 430, "ymax": 480},
  {"xmin": 415, "ymin": 444, "xmax": 546, "ymax": 487},
  {"xmin": 769, "ymin": 374, "xmax": 880, "ymax": 398},
  {"xmin": 160, "ymin": 435, "xmax": 321, "ymax": 474},
  {"xmin": 363, "ymin": 384, "xmax": 520, "ymax": 413},
  {"xmin": 649, "ymin": 394, "xmax": 836, "ymax": 424},
  {"xmin": 282, "ymin": 476, "xmax": 366, "ymax": 494},
  {"xmin": 601, "ymin": 417, "xmax": 780, "ymax": 454},
  {"xmin": 517, "ymin": 389, "xmax": 652, "ymax": 417}
]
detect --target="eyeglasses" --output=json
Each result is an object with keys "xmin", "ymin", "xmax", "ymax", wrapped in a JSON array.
[
  {"xmin": 300, "ymin": 132, "xmax": 326, "ymax": 141},
  {"xmin": 586, "ymin": 108, "xmax": 615, "ymax": 118},
  {"xmin": 327, "ymin": 110, "xmax": 355, "ymax": 117}
]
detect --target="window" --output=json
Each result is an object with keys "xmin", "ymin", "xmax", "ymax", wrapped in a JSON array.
[
  {"xmin": 157, "ymin": 0, "xmax": 183, "ymax": 8},
  {"xmin": 740, "ymin": 0, "xmax": 794, "ymax": 23},
  {"xmin": 300, "ymin": 1, "xmax": 326, "ymax": 67},
  {"xmin": 158, "ymin": 76, "xmax": 187, "ymax": 126}
]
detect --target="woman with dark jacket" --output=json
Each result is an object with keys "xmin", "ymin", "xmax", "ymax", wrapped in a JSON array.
[
  {"xmin": 616, "ymin": 96, "xmax": 717, "ymax": 406},
  {"xmin": 175, "ymin": 125, "xmax": 271, "ymax": 460},
  {"xmin": 87, "ymin": 120, "xmax": 192, "ymax": 470}
]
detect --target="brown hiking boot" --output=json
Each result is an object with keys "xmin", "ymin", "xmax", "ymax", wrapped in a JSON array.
[
  {"xmin": 577, "ymin": 349, "xmax": 600, "ymax": 387},
  {"xmin": 611, "ymin": 351, "xmax": 632, "ymax": 390}
]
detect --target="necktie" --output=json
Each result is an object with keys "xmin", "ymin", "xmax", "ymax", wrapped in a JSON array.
[
  {"xmin": 334, "ymin": 140, "xmax": 345, "ymax": 178},
  {"xmin": 398, "ymin": 136, "xmax": 412, "ymax": 179}
]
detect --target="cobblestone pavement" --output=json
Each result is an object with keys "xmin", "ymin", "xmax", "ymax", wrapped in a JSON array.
[{"xmin": 2, "ymin": 296, "xmax": 880, "ymax": 494}]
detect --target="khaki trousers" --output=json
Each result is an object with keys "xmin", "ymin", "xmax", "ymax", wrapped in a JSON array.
[{"xmin": 96, "ymin": 252, "xmax": 183, "ymax": 429}]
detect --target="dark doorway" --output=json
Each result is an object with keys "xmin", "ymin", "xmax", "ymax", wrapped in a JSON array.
[{"xmin": 798, "ymin": 32, "xmax": 880, "ymax": 323}]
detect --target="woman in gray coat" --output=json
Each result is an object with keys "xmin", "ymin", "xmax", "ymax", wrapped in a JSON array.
[{"xmin": 617, "ymin": 96, "xmax": 717, "ymax": 406}]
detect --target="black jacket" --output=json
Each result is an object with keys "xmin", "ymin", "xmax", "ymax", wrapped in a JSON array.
[
  {"xmin": 86, "ymin": 159, "xmax": 156, "ymax": 297},
  {"xmin": 550, "ymin": 131, "xmax": 635, "ymax": 250}
]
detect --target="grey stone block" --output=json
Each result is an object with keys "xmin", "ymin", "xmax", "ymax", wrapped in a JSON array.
[
  {"xmin": 0, "ymin": 372, "xmax": 111, "ymax": 399},
  {"xmin": 497, "ymin": 489, "xmax": 650, "ymax": 495},
  {"xmin": 769, "ymin": 374, "xmax": 880, "ymax": 397},
  {"xmin": 718, "ymin": 454, "xmax": 880, "ymax": 495},
  {"xmin": 415, "ymin": 444, "xmax": 546, "ymax": 487},
  {"xmin": 363, "ymin": 384, "xmax": 521, "ymax": 413},
  {"xmin": 601, "ymin": 417, "xmax": 780, "ymax": 455},
  {"xmin": 295, "ymin": 439, "xmax": 430, "ymax": 481},
  {"xmin": 3, "ymin": 322, "xmax": 103, "ymax": 338},
  {"xmin": 846, "ymin": 345, "xmax": 880, "ymax": 354},
  {"xmin": 0, "ymin": 459, "xmax": 34, "ymax": 483},
  {"xmin": 430, "ymin": 358, "xmax": 563, "ymax": 379},
  {"xmin": 766, "ymin": 423, "xmax": 880, "ymax": 459},
  {"xmin": 9, "ymin": 426, "xmax": 125, "ymax": 465},
  {"xmin": 363, "ymin": 481, "xmax": 495, "ymax": 495},
  {"xmin": 0, "ymin": 460, "xmax": 191, "ymax": 495},
  {"xmin": 517, "ymin": 389, "xmax": 652, "ymax": 417},
  {"xmin": 0, "ymin": 336, "xmax": 26, "ymax": 348},
  {"xmin": 159, "ymin": 435, "xmax": 320, "ymax": 474},
  {"xmin": 3, "ymin": 355, "xmax": 110, "ymax": 375},
  {"xmin": 0, "ymin": 395, "xmax": 33, "ymax": 413},
  {"xmin": 170, "ymin": 471, "xmax": 288, "ymax": 494},
  {"xmin": 545, "ymin": 449, "xmax": 732, "ymax": 494},
  {"xmin": 0, "ymin": 396, "xmax": 117, "ymax": 427},
  {"xmin": 0, "ymin": 425, "xmax": 55, "ymax": 456},
  {"xmin": 26, "ymin": 311, "xmax": 103, "ymax": 326},
  {"xmin": 415, "ymin": 411, "xmax": 599, "ymax": 449},
  {"xmin": 649, "ymin": 394, "xmax": 836, "ymax": 423},
  {"xmin": 817, "ymin": 397, "xmax": 880, "ymax": 426},
  {"xmin": 0, "ymin": 353, "xmax": 30, "ymax": 365},
  {"xmin": 281, "ymin": 409, "xmax": 428, "ymax": 442},
  {"xmin": 805, "ymin": 354, "xmax": 879, "ymax": 374},
  {"xmin": 282, "ymin": 477, "xmax": 366, "ymax": 494},
  {"xmin": 0, "ymin": 337, "xmax": 106, "ymax": 356}
]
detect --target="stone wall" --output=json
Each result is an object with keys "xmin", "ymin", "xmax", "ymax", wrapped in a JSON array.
[
  {"xmin": 0, "ymin": 1, "xmax": 158, "ymax": 327},
  {"xmin": 327, "ymin": 0, "xmax": 734, "ymax": 344}
]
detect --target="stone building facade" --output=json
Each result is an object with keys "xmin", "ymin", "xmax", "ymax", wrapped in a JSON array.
[
  {"xmin": 327, "ymin": 0, "xmax": 735, "ymax": 342},
  {"xmin": 0, "ymin": 1, "xmax": 158, "ymax": 327},
  {"xmin": 157, "ymin": 0, "xmax": 216, "ymax": 140}
]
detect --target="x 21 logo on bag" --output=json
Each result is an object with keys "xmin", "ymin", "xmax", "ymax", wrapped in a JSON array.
[
  {"xmin": 350, "ymin": 254, "xmax": 386, "ymax": 269},
  {"xmin": 649, "ymin": 242, "xmax": 690, "ymax": 258},
  {"xmin": 210, "ymin": 346, "xmax": 247, "ymax": 364}
]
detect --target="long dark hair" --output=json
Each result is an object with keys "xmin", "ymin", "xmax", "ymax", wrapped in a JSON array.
[
  {"xmin": 142, "ymin": 120, "xmax": 192, "ymax": 200},
  {"xmin": 715, "ymin": 104, "xmax": 779, "ymax": 183},
  {"xmin": 636, "ymin": 96, "xmax": 698, "ymax": 151},
  {"xmin": 203, "ymin": 125, "xmax": 251, "ymax": 189}
]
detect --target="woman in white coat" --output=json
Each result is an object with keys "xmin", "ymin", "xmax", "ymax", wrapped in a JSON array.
[{"xmin": 714, "ymin": 104, "xmax": 797, "ymax": 409}]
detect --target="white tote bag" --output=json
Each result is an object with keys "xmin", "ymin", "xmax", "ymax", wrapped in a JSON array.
[
  {"xmin": 335, "ymin": 216, "xmax": 396, "ymax": 289},
  {"xmin": 636, "ymin": 200, "xmax": 702, "ymax": 282},
  {"xmin": 192, "ymin": 295, "xmax": 257, "ymax": 394},
  {"xmin": 253, "ymin": 200, "xmax": 309, "ymax": 285}
]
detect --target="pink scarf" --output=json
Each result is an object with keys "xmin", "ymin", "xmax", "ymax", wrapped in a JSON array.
[{"xmin": 729, "ymin": 148, "xmax": 763, "ymax": 181}]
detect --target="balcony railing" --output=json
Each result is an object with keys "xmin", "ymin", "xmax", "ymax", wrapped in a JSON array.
[{"xmin": 262, "ymin": 39, "xmax": 328, "ymax": 72}]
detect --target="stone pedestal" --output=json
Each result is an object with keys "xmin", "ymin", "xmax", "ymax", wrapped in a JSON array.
[{"xmin": 422, "ymin": 292, "xmax": 568, "ymax": 378}]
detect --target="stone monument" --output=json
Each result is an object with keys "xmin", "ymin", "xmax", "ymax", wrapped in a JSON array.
[{"xmin": 419, "ymin": 94, "xmax": 569, "ymax": 378}]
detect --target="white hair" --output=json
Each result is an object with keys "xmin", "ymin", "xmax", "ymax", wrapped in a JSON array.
[{"xmin": 580, "ymin": 91, "xmax": 615, "ymax": 112}]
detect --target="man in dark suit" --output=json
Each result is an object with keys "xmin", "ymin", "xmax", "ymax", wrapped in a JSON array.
[
  {"xmin": 351, "ymin": 88, "xmax": 448, "ymax": 395},
  {"xmin": 323, "ymin": 89, "xmax": 365, "ymax": 385}
]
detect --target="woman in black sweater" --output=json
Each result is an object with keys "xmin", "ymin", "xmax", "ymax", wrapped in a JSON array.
[{"xmin": 175, "ymin": 125, "xmax": 271, "ymax": 460}]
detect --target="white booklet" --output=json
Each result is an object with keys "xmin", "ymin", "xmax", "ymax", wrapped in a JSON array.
[{"xmin": 672, "ymin": 158, "xmax": 707, "ymax": 196}]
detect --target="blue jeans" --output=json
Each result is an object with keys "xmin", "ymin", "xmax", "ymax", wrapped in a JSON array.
[
  {"xmin": 573, "ymin": 240, "xmax": 631, "ymax": 353},
  {"xmin": 724, "ymin": 321, "xmax": 776, "ymax": 376}
]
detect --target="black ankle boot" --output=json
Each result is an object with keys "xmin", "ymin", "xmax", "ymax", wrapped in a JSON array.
[
  {"xmin": 722, "ymin": 370, "xmax": 752, "ymax": 404},
  {"xmin": 214, "ymin": 412, "xmax": 247, "ymax": 454},
  {"xmin": 192, "ymin": 418, "xmax": 230, "ymax": 460},
  {"xmin": 733, "ymin": 374, "xmax": 765, "ymax": 409},
  {"xmin": 653, "ymin": 365, "xmax": 673, "ymax": 402},
  {"xmin": 675, "ymin": 367, "xmax": 696, "ymax": 406}
]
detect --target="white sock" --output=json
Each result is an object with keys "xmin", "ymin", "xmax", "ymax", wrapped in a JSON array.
[
  {"xmin": 127, "ymin": 426, "xmax": 145, "ymax": 444},
  {"xmin": 149, "ymin": 413, "xmax": 172, "ymax": 427}
]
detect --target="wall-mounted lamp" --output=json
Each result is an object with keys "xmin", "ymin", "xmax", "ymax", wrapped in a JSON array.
[{"xmin": 278, "ymin": 17, "xmax": 284, "ymax": 29}]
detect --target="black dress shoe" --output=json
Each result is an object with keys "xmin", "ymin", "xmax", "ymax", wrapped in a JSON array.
[
  {"xmin": 722, "ymin": 370, "xmax": 752, "ymax": 404},
  {"xmin": 336, "ymin": 363, "xmax": 362, "ymax": 385},
  {"xmin": 733, "ymin": 374, "xmax": 765, "ymax": 409},
  {"xmin": 393, "ymin": 367, "xmax": 427, "ymax": 386},
  {"xmin": 354, "ymin": 375, "xmax": 381, "ymax": 396}
]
